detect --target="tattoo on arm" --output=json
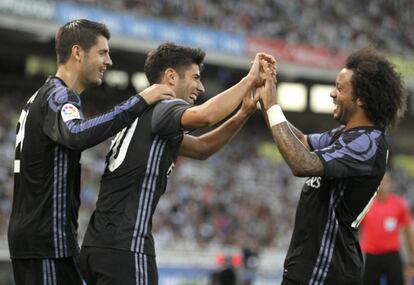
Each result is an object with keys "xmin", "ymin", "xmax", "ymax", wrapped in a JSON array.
[
  {"xmin": 288, "ymin": 122, "xmax": 310, "ymax": 150},
  {"xmin": 272, "ymin": 123, "xmax": 323, "ymax": 177},
  {"xmin": 288, "ymin": 122, "xmax": 304, "ymax": 140}
]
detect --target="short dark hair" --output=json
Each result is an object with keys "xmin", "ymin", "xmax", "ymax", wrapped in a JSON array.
[
  {"xmin": 345, "ymin": 46, "xmax": 407, "ymax": 129},
  {"xmin": 144, "ymin": 42, "xmax": 206, "ymax": 84},
  {"xmin": 55, "ymin": 19, "xmax": 111, "ymax": 64}
]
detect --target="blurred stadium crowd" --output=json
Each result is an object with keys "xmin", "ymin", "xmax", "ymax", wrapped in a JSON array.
[
  {"xmin": 72, "ymin": 0, "xmax": 414, "ymax": 56},
  {"xmin": 0, "ymin": 0, "xmax": 414, "ymax": 256}
]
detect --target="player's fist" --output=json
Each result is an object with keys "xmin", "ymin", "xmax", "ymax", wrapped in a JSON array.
[
  {"xmin": 247, "ymin": 52, "xmax": 276, "ymax": 87},
  {"xmin": 258, "ymin": 62, "xmax": 278, "ymax": 110}
]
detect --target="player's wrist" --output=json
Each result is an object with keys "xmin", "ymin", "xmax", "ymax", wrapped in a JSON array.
[
  {"xmin": 237, "ymin": 108, "xmax": 252, "ymax": 119},
  {"xmin": 266, "ymin": 104, "xmax": 286, "ymax": 127},
  {"xmin": 243, "ymin": 74, "xmax": 256, "ymax": 89},
  {"xmin": 135, "ymin": 94, "xmax": 150, "ymax": 106}
]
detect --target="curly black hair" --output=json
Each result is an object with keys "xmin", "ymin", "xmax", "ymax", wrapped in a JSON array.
[
  {"xmin": 345, "ymin": 47, "xmax": 407, "ymax": 129},
  {"xmin": 144, "ymin": 42, "xmax": 205, "ymax": 85}
]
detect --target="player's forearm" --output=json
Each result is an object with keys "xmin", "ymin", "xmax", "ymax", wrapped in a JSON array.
[
  {"xmin": 191, "ymin": 76, "xmax": 255, "ymax": 126},
  {"xmin": 288, "ymin": 122, "xmax": 310, "ymax": 150},
  {"xmin": 259, "ymin": 104, "xmax": 310, "ymax": 152},
  {"xmin": 189, "ymin": 111, "xmax": 250, "ymax": 160},
  {"xmin": 270, "ymin": 122, "xmax": 324, "ymax": 177},
  {"xmin": 59, "ymin": 96, "xmax": 148, "ymax": 150}
]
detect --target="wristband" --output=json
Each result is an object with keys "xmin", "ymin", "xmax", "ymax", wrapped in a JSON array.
[{"xmin": 266, "ymin": 104, "xmax": 286, "ymax": 127}]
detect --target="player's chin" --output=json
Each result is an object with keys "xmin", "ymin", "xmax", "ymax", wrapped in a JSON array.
[{"xmin": 92, "ymin": 77, "xmax": 103, "ymax": 86}]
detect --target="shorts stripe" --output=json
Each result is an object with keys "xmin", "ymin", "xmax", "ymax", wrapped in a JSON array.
[
  {"xmin": 42, "ymin": 259, "xmax": 57, "ymax": 285},
  {"xmin": 135, "ymin": 253, "xmax": 148, "ymax": 285}
]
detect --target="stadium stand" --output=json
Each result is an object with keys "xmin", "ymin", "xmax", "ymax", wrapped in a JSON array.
[{"xmin": 71, "ymin": 0, "xmax": 414, "ymax": 57}]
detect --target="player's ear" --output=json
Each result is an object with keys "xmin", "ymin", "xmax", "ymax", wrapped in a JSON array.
[
  {"xmin": 164, "ymin": 68, "xmax": 177, "ymax": 86},
  {"xmin": 356, "ymin": 97, "xmax": 365, "ymax": 107},
  {"xmin": 72, "ymin": 45, "xmax": 84, "ymax": 63}
]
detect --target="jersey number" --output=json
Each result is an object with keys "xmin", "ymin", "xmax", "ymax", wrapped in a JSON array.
[
  {"xmin": 106, "ymin": 118, "xmax": 138, "ymax": 172},
  {"xmin": 14, "ymin": 92, "xmax": 38, "ymax": 173}
]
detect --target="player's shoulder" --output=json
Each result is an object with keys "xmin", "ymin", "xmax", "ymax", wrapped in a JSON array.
[
  {"xmin": 46, "ymin": 77, "xmax": 80, "ymax": 105},
  {"xmin": 340, "ymin": 127, "xmax": 384, "ymax": 149},
  {"xmin": 389, "ymin": 193, "xmax": 408, "ymax": 205},
  {"xmin": 153, "ymin": 98, "xmax": 190, "ymax": 113},
  {"xmin": 158, "ymin": 98, "xmax": 189, "ymax": 106}
]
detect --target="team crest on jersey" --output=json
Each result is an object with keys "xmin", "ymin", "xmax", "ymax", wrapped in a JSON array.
[{"xmin": 61, "ymin": 103, "xmax": 81, "ymax": 122}]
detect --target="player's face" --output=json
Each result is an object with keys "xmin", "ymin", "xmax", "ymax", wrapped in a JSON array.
[
  {"xmin": 79, "ymin": 35, "xmax": 112, "ymax": 88},
  {"xmin": 330, "ymin": 68, "xmax": 356, "ymax": 125},
  {"xmin": 174, "ymin": 64, "xmax": 205, "ymax": 104}
]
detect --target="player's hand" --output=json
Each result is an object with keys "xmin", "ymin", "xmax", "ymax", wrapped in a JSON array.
[
  {"xmin": 259, "ymin": 62, "xmax": 278, "ymax": 110},
  {"xmin": 247, "ymin": 52, "xmax": 276, "ymax": 87},
  {"xmin": 138, "ymin": 84, "xmax": 176, "ymax": 105},
  {"xmin": 238, "ymin": 89, "xmax": 260, "ymax": 118}
]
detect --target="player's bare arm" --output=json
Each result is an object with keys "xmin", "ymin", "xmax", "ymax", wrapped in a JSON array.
[
  {"xmin": 259, "ymin": 99, "xmax": 309, "ymax": 150},
  {"xmin": 269, "ymin": 123, "xmax": 323, "ymax": 177},
  {"xmin": 181, "ymin": 52, "xmax": 275, "ymax": 129},
  {"xmin": 179, "ymin": 90, "xmax": 259, "ymax": 159},
  {"xmin": 259, "ymin": 64, "xmax": 323, "ymax": 177},
  {"xmin": 138, "ymin": 84, "xmax": 176, "ymax": 104},
  {"xmin": 402, "ymin": 225, "xmax": 414, "ymax": 268},
  {"xmin": 287, "ymin": 122, "xmax": 310, "ymax": 150}
]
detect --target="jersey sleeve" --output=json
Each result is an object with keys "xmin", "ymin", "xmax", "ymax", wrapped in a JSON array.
[
  {"xmin": 307, "ymin": 126, "xmax": 345, "ymax": 150},
  {"xmin": 43, "ymin": 85, "xmax": 149, "ymax": 150},
  {"xmin": 314, "ymin": 129, "xmax": 383, "ymax": 178},
  {"xmin": 151, "ymin": 98, "xmax": 191, "ymax": 139}
]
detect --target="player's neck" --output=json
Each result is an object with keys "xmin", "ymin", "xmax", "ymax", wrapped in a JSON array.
[
  {"xmin": 345, "ymin": 113, "xmax": 375, "ymax": 130},
  {"xmin": 377, "ymin": 192, "xmax": 389, "ymax": 202},
  {"xmin": 55, "ymin": 64, "xmax": 85, "ymax": 94}
]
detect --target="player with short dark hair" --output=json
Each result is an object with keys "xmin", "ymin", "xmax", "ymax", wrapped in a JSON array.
[
  {"xmin": 258, "ymin": 46, "xmax": 407, "ymax": 284},
  {"xmin": 80, "ymin": 42, "xmax": 275, "ymax": 285},
  {"xmin": 144, "ymin": 43, "xmax": 205, "ymax": 85},
  {"xmin": 8, "ymin": 19, "xmax": 174, "ymax": 285}
]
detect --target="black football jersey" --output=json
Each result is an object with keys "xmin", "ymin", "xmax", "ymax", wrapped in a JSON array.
[
  {"xmin": 283, "ymin": 126, "xmax": 388, "ymax": 285},
  {"xmin": 82, "ymin": 98, "xmax": 191, "ymax": 256},
  {"xmin": 8, "ymin": 76, "xmax": 149, "ymax": 258}
]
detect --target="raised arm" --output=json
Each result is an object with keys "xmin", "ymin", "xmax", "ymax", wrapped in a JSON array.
[
  {"xmin": 181, "ymin": 53, "xmax": 275, "ymax": 129},
  {"xmin": 287, "ymin": 122, "xmax": 310, "ymax": 150},
  {"xmin": 179, "ymin": 90, "xmax": 259, "ymax": 160},
  {"xmin": 258, "ymin": 94, "xmax": 310, "ymax": 150},
  {"xmin": 46, "ymin": 84, "xmax": 175, "ymax": 150},
  {"xmin": 259, "ymin": 65, "xmax": 323, "ymax": 177}
]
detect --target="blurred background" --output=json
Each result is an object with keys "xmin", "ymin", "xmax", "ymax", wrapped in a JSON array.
[{"xmin": 0, "ymin": 0, "xmax": 413, "ymax": 284}]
